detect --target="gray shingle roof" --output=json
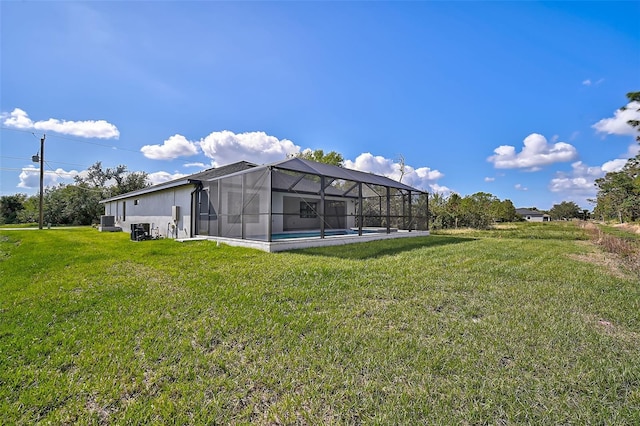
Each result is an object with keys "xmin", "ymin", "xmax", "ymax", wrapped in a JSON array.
[
  {"xmin": 516, "ymin": 208, "xmax": 548, "ymax": 216},
  {"xmin": 101, "ymin": 157, "xmax": 427, "ymax": 204},
  {"xmin": 100, "ymin": 161, "xmax": 256, "ymax": 203}
]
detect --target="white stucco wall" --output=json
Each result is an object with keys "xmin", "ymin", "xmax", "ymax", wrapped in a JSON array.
[
  {"xmin": 523, "ymin": 215, "xmax": 550, "ymax": 222},
  {"xmin": 103, "ymin": 185, "xmax": 194, "ymax": 238},
  {"xmin": 525, "ymin": 215, "xmax": 544, "ymax": 222}
]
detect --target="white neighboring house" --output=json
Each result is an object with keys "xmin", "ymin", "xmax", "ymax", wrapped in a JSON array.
[{"xmin": 516, "ymin": 208, "xmax": 550, "ymax": 222}]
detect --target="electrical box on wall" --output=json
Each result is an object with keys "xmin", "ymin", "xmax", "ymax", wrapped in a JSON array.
[{"xmin": 172, "ymin": 205, "xmax": 180, "ymax": 222}]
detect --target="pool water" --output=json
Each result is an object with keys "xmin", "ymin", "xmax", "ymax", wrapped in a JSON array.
[{"xmin": 271, "ymin": 229, "xmax": 362, "ymax": 240}]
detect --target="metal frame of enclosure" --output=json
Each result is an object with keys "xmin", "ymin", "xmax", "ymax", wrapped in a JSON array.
[{"xmin": 192, "ymin": 158, "xmax": 429, "ymax": 242}]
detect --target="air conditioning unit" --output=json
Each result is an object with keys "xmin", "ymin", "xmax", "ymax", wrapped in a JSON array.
[
  {"xmin": 100, "ymin": 215, "xmax": 115, "ymax": 227},
  {"xmin": 130, "ymin": 223, "xmax": 151, "ymax": 241}
]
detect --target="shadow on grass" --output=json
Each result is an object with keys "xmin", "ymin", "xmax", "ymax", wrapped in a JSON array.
[{"xmin": 289, "ymin": 235, "xmax": 475, "ymax": 260}]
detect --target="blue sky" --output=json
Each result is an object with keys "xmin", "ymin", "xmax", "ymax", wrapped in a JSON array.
[{"xmin": 1, "ymin": 1, "xmax": 639, "ymax": 210}]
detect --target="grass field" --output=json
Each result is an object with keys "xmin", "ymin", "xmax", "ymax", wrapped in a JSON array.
[{"xmin": 1, "ymin": 222, "xmax": 639, "ymax": 424}]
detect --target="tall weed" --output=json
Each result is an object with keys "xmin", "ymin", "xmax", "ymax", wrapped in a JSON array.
[{"xmin": 580, "ymin": 222, "xmax": 640, "ymax": 275}]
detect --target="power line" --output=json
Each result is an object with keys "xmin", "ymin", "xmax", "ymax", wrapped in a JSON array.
[
  {"xmin": 44, "ymin": 161, "xmax": 79, "ymax": 178},
  {"xmin": 44, "ymin": 132, "xmax": 142, "ymax": 154},
  {"xmin": 1, "ymin": 126, "xmax": 142, "ymax": 154},
  {"xmin": 0, "ymin": 155, "xmax": 88, "ymax": 168},
  {"xmin": 0, "ymin": 127, "xmax": 38, "ymax": 135}
]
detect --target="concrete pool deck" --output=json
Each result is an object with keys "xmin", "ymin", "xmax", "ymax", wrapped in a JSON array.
[{"xmin": 177, "ymin": 229, "xmax": 430, "ymax": 252}]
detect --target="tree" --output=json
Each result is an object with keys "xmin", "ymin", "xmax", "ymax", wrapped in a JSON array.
[
  {"xmin": 490, "ymin": 199, "xmax": 518, "ymax": 222},
  {"xmin": 0, "ymin": 162, "xmax": 151, "ymax": 226},
  {"xmin": 427, "ymin": 192, "xmax": 520, "ymax": 230},
  {"xmin": 446, "ymin": 193, "xmax": 462, "ymax": 228},
  {"xmin": 17, "ymin": 195, "xmax": 39, "ymax": 223},
  {"xmin": 549, "ymin": 201, "xmax": 581, "ymax": 220},
  {"xmin": 621, "ymin": 91, "xmax": 640, "ymax": 142},
  {"xmin": 75, "ymin": 162, "xmax": 150, "ymax": 198},
  {"xmin": 594, "ymin": 91, "xmax": 640, "ymax": 222},
  {"xmin": 0, "ymin": 194, "xmax": 27, "ymax": 224},
  {"xmin": 292, "ymin": 149, "xmax": 344, "ymax": 167},
  {"xmin": 459, "ymin": 192, "xmax": 497, "ymax": 229},
  {"xmin": 428, "ymin": 192, "xmax": 450, "ymax": 230},
  {"xmin": 594, "ymin": 154, "xmax": 640, "ymax": 222}
]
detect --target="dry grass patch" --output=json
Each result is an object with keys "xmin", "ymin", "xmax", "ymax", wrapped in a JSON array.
[
  {"xmin": 615, "ymin": 223, "xmax": 640, "ymax": 235},
  {"xmin": 584, "ymin": 314, "xmax": 640, "ymax": 345},
  {"xmin": 567, "ymin": 241, "xmax": 633, "ymax": 280},
  {"xmin": 578, "ymin": 222, "xmax": 640, "ymax": 277}
]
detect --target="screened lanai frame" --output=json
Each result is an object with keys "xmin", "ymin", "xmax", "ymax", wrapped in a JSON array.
[{"xmin": 193, "ymin": 158, "xmax": 429, "ymax": 242}]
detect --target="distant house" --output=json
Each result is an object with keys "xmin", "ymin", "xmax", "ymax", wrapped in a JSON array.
[
  {"xmin": 100, "ymin": 158, "xmax": 430, "ymax": 252},
  {"xmin": 516, "ymin": 208, "xmax": 550, "ymax": 222}
]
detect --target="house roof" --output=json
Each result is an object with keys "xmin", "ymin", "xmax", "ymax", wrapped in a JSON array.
[
  {"xmin": 100, "ymin": 161, "xmax": 257, "ymax": 203},
  {"xmin": 101, "ymin": 157, "xmax": 427, "ymax": 204},
  {"xmin": 267, "ymin": 157, "xmax": 425, "ymax": 193},
  {"xmin": 516, "ymin": 208, "xmax": 549, "ymax": 216}
]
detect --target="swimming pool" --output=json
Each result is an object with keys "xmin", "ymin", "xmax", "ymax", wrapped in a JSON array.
[{"xmin": 271, "ymin": 229, "xmax": 368, "ymax": 240}]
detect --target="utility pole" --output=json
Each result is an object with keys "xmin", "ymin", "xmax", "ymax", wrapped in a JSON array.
[{"xmin": 38, "ymin": 134, "xmax": 45, "ymax": 230}]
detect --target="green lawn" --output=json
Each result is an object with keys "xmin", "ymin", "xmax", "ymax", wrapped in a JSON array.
[{"xmin": 1, "ymin": 223, "xmax": 639, "ymax": 424}]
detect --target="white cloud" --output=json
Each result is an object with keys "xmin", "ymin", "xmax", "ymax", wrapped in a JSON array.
[
  {"xmin": 484, "ymin": 177, "xmax": 495, "ymax": 182},
  {"xmin": 514, "ymin": 184, "xmax": 528, "ymax": 191},
  {"xmin": 582, "ymin": 78, "xmax": 604, "ymax": 87},
  {"xmin": 429, "ymin": 183, "xmax": 452, "ymax": 196},
  {"xmin": 601, "ymin": 159, "xmax": 627, "ymax": 173},
  {"xmin": 17, "ymin": 167, "xmax": 41, "ymax": 189},
  {"xmin": 549, "ymin": 161, "xmax": 608, "ymax": 196},
  {"xmin": 626, "ymin": 143, "xmax": 640, "ymax": 157},
  {"xmin": 199, "ymin": 130, "xmax": 300, "ymax": 166},
  {"xmin": 488, "ymin": 133, "xmax": 578, "ymax": 170},
  {"xmin": 18, "ymin": 166, "xmax": 79, "ymax": 188},
  {"xmin": 343, "ymin": 152, "xmax": 445, "ymax": 192},
  {"xmin": 592, "ymin": 101, "xmax": 640, "ymax": 137},
  {"xmin": 147, "ymin": 171, "xmax": 188, "ymax": 185},
  {"xmin": 2, "ymin": 108, "xmax": 119, "ymax": 139},
  {"xmin": 141, "ymin": 134, "xmax": 199, "ymax": 160},
  {"xmin": 184, "ymin": 162, "xmax": 210, "ymax": 168}
]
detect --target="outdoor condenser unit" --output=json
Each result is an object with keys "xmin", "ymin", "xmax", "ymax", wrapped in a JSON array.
[
  {"xmin": 130, "ymin": 223, "xmax": 151, "ymax": 241},
  {"xmin": 100, "ymin": 215, "xmax": 115, "ymax": 227}
]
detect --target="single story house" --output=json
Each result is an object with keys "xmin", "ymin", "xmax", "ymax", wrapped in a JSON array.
[
  {"xmin": 100, "ymin": 158, "xmax": 430, "ymax": 252},
  {"xmin": 516, "ymin": 208, "xmax": 550, "ymax": 222}
]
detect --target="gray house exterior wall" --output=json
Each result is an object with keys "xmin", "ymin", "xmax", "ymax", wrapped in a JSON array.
[
  {"xmin": 102, "ymin": 184, "xmax": 194, "ymax": 238},
  {"xmin": 100, "ymin": 161, "xmax": 257, "ymax": 239}
]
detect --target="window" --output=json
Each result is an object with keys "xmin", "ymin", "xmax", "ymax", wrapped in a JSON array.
[
  {"xmin": 134, "ymin": 199, "xmax": 139, "ymax": 206},
  {"xmin": 244, "ymin": 193, "xmax": 260, "ymax": 223},
  {"xmin": 300, "ymin": 201, "xmax": 318, "ymax": 218}
]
